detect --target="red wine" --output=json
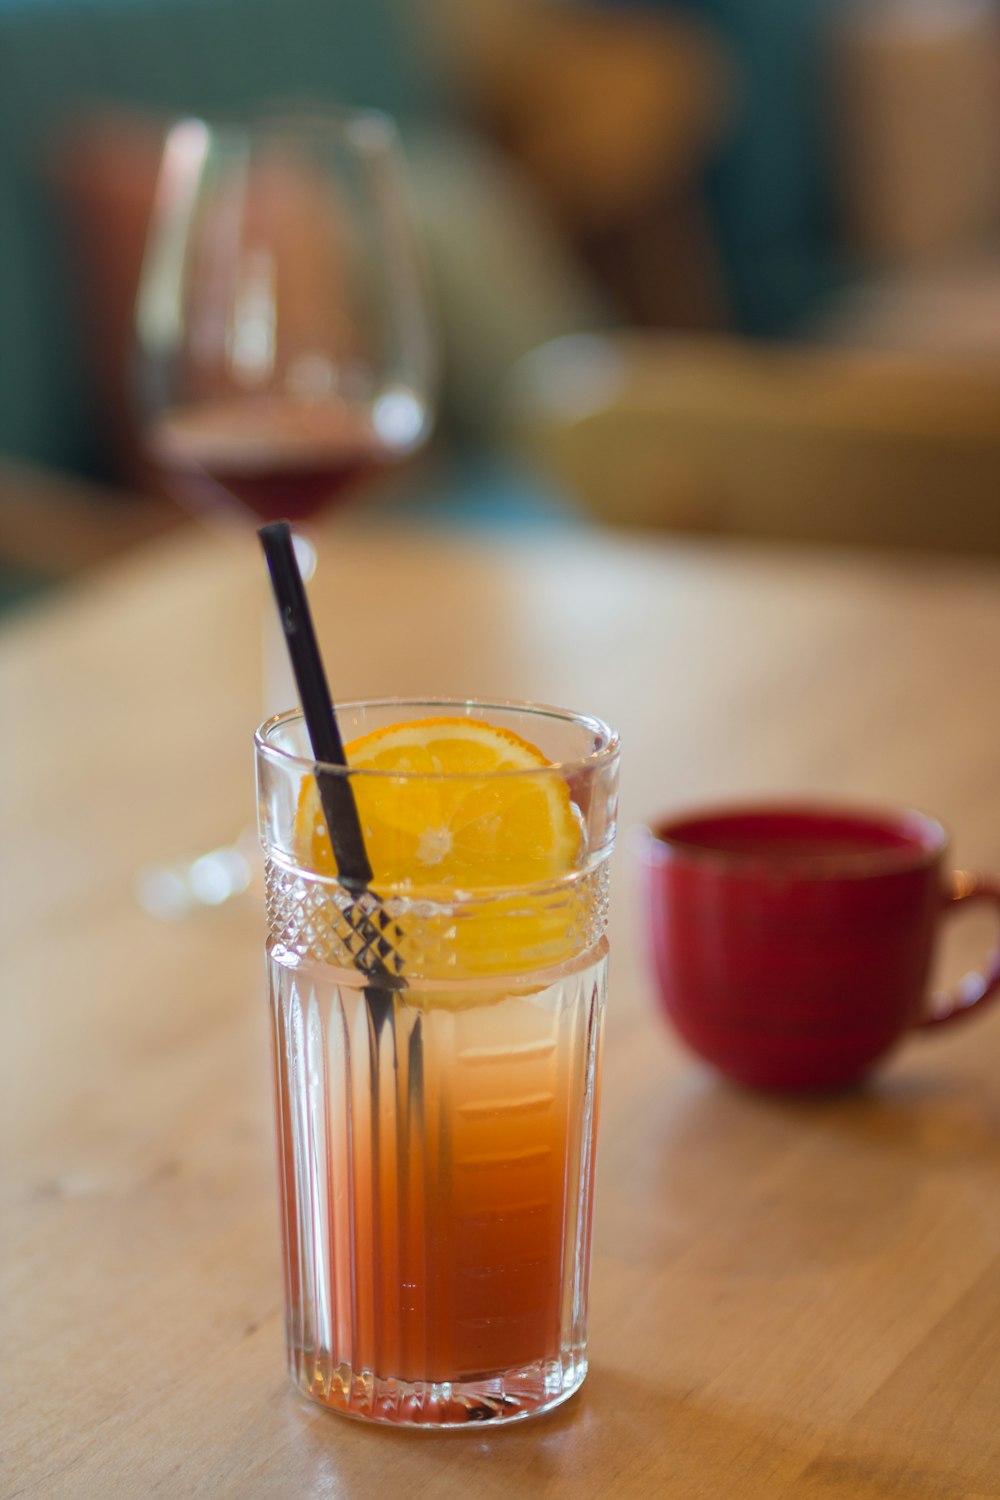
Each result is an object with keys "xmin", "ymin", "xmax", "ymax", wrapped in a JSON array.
[
  {"xmin": 197, "ymin": 450, "xmax": 382, "ymax": 522},
  {"xmin": 149, "ymin": 398, "xmax": 412, "ymax": 523}
]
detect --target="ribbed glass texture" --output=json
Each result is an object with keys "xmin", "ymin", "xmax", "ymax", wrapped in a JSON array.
[
  {"xmin": 256, "ymin": 699, "xmax": 619, "ymax": 1427},
  {"xmin": 268, "ymin": 938, "xmax": 607, "ymax": 1426}
]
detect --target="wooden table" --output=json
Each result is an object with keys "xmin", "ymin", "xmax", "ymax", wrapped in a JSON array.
[{"xmin": 4, "ymin": 510, "xmax": 1000, "ymax": 1498}]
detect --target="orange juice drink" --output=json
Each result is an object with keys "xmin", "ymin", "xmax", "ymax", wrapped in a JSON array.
[{"xmin": 256, "ymin": 701, "xmax": 620, "ymax": 1427}]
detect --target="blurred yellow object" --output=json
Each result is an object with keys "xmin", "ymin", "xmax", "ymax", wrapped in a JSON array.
[
  {"xmin": 440, "ymin": 0, "xmax": 730, "ymax": 230},
  {"xmin": 428, "ymin": 0, "xmax": 732, "ymax": 329},
  {"xmin": 508, "ymin": 332, "xmax": 1000, "ymax": 553}
]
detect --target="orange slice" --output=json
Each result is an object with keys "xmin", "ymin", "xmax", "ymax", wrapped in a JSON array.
[
  {"xmin": 294, "ymin": 718, "xmax": 584, "ymax": 978},
  {"xmin": 297, "ymin": 717, "xmax": 581, "ymax": 889}
]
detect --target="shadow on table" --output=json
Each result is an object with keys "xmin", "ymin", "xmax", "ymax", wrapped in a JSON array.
[
  {"xmin": 284, "ymin": 1363, "xmax": 808, "ymax": 1499},
  {"xmin": 598, "ymin": 1060, "xmax": 998, "ymax": 1279}
]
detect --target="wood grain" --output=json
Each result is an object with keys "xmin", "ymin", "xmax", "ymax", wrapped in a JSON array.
[{"xmin": 3, "ymin": 507, "xmax": 1000, "ymax": 1498}]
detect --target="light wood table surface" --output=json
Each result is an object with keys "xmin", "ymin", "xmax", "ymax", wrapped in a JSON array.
[{"xmin": 4, "ymin": 507, "xmax": 1000, "ymax": 1499}]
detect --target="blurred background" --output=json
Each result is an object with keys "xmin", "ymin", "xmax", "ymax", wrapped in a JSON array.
[{"xmin": 2, "ymin": 0, "xmax": 1000, "ymax": 610}]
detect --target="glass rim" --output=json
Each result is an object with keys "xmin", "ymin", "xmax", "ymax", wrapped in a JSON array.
[
  {"xmin": 637, "ymin": 799, "xmax": 948, "ymax": 878},
  {"xmin": 255, "ymin": 698, "xmax": 621, "ymax": 781},
  {"xmin": 165, "ymin": 100, "xmax": 401, "ymax": 155}
]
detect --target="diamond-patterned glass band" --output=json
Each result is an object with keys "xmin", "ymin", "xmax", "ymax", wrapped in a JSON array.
[
  {"xmin": 265, "ymin": 861, "xmax": 407, "ymax": 976},
  {"xmin": 264, "ymin": 857, "xmax": 611, "ymax": 980}
]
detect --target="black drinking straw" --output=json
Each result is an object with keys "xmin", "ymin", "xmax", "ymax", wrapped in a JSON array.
[{"xmin": 258, "ymin": 523, "xmax": 400, "ymax": 1013}]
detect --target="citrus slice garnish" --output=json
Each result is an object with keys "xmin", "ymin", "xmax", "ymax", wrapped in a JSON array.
[{"xmin": 297, "ymin": 717, "xmax": 581, "ymax": 890}]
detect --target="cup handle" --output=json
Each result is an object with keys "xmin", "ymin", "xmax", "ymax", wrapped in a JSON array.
[{"xmin": 917, "ymin": 871, "xmax": 1000, "ymax": 1029}]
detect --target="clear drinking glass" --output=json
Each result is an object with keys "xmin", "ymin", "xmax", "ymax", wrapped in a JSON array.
[{"xmin": 255, "ymin": 699, "xmax": 620, "ymax": 1426}]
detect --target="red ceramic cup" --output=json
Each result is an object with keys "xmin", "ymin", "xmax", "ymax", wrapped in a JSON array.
[{"xmin": 639, "ymin": 802, "xmax": 1000, "ymax": 1091}]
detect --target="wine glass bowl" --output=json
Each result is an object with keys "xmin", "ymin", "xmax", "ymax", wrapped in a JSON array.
[
  {"xmin": 130, "ymin": 104, "xmax": 436, "ymax": 919},
  {"xmin": 135, "ymin": 106, "xmax": 436, "ymax": 526}
]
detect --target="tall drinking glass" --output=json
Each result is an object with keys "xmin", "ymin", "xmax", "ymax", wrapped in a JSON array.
[{"xmin": 255, "ymin": 699, "xmax": 620, "ymax": 1426}]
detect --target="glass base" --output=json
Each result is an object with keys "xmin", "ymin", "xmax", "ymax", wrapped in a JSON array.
[{"xmin": 292, "ymin": 1349, "xmax": 588, "ymax": 1428}]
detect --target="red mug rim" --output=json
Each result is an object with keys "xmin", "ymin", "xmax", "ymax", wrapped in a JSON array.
[{"xmin": 638, "ymin": 799, "xmax": 948, "ymax": 880}]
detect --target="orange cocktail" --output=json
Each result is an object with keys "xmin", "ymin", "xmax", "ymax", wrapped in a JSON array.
[{"xmin": 256, "ymin": 701, "xmax": 619, "ymax": 1427}]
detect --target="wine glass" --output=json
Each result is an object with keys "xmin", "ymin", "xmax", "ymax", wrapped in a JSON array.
[{"xmin": 133, "ymin": 104, "xmax": 436, "ymax": 916}]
